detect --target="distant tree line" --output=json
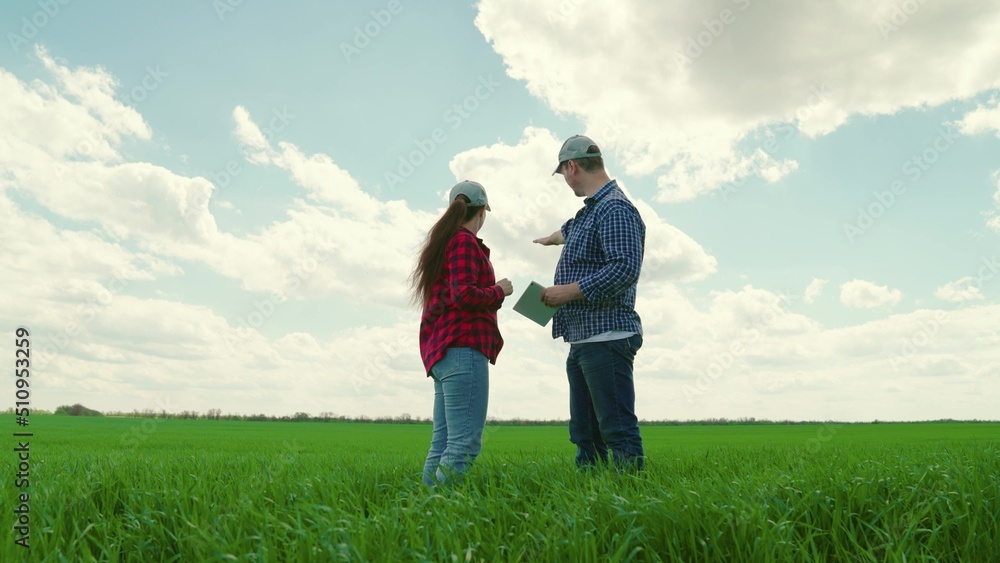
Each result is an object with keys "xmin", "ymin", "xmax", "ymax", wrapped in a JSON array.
[
  {"xmin": 5, "ymin": 406, "xmax": 995, "ymax": 425},
  {"xmin": 54, "ymin": 403, "xmax": 103, "ymax": 416}
]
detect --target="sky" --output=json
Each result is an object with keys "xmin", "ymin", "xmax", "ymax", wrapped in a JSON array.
[{"xmin": 2, "ymin": 0, "xmax": 999, "ymax": 422}]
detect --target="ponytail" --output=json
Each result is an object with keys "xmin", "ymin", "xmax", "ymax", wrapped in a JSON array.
[{"xmin": 411, "ymin": 195, "xmax": 484, "ymax": 307}]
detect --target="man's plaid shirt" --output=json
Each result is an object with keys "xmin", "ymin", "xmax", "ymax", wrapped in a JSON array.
[
  {"xmin": 553, "ymin": 180, "xmax": 645, "ymax": 342},
  {"xmin": 419, "ymin": 227, "xmax": 505, "ymax": 375}
]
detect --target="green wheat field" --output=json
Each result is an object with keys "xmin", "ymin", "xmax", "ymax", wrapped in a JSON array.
[{"xmin": 1, "ymin": 416, "xmax": 998, "ymax": 562}]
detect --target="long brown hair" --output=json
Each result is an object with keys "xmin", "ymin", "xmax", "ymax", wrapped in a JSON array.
[{"xmin": 411, "ymin": 194, "xmax": 483, "ymax": 307}]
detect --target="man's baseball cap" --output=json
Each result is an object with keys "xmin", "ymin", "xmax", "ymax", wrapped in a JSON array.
[
  {"xmin": 449, "ymin": 180, "xmax": 491, "ymax": 211},
  {"xmin": 553, "ymin": 135, "xmax": 601, "ymax": 175}
]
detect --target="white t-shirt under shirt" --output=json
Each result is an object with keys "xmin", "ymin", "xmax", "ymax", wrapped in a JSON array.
[{"xmin": 569, "ymin": 330, "xmax": 636, "ymax": 344}]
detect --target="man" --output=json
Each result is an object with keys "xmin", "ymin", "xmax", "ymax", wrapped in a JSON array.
[{"xmin": 534, "ymin": 134, "xmax": 646, "ymax": 471}]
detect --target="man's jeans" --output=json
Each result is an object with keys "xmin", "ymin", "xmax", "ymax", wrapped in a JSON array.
[
  {"xmin": 422, "ymin": 347, "xmax": 489, "ymax": 486},
  {"xmin": 566, "ymin": 334, "xmax": 644, "ymax": 470}
]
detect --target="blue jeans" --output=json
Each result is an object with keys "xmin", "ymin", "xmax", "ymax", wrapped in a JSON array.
[
  {"xmin": 422, "ymin": 347, "xmax": 489, "ymax": 486},
  {"xmin": 566, "ymin": 334, "xmax": 644, "ymax": 470}
]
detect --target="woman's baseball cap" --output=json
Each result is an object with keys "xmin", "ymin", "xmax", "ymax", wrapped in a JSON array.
[{"xmin": 449, "ymin": 180, "xmax": 491, "ymax": 211}]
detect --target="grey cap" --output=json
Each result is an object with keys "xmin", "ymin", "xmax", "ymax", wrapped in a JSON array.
[
  {"xmin": 449, "ymin": 180, "xmax": 491, "ymax": 211},
  {"xmin": 553, "ymin": 134, "xmax": 601, "ymax": 175}
]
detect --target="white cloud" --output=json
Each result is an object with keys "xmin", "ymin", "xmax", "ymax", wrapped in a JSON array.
[
  {"xmin": 476, "ymin": 0, "xmax": 1000, "ymax": 201},
  {"xmin": 32, "ymin": 278, "xmax": 998, "ymax": 422},
  {"xmin": 935, "ymin": 277, "xmax": 985, "ymax": 303},
  {"xmin": 5, "ymin": 45, "xmax": 1000, "ymax": 423},
  {"xmin": 448, "ymin": 127, "xmax": 718, "ymax": 284},
  {"xmin": 663, "ymin": 302, "xmax": 1000, "ymax": 421},
  {"xmin": 995, "ymin": 172, "xmax": 1000, "ymax": 208},
  {"xmin": 231, "ymin": 121, "xmax": 716, "ymax": 303},
  {"xmin": 232, "ymin": 106, "xmax": 269, "ymax": 153},
  {"xmin": 840, "ymin": 279, "xmax": 903, "ymax": 309},
  {"xmin": 0, "ymin": 47, "xmax": 150, "ymax": 166},
  {"xmin": 989, "ymin": 215, "xmax": 1000, "ymax": 234},
  {"xmin": 989, "ymin": 171, "xmax": 1000, "ymax": 233},
  {"xmin": 955, "ymin": 98, "xmax": 1000, "ymax": 138},
  {"xmin": 631, "ymin": 284, "xmax": 823, "ymax": 386},
  {"xmin": 0, "ymin": 193, "xmax": 179, "ymax": 286},
  {"xmin": 910, "ymin": 356, "xmax": 968, "ymax": 378},
  {"xmin": 0, "ymin": 51, "xmax": 718, "ymax": 419},
  {"xmin": 0, "ymin": 54, "xmax": 224, "ymax": 247},
  {"xmin": 0, "ymin": 52, "xmax": 438, "ymax": 304},
  {"xmin": 2, "ymin": 50, "xmax": 715, "ymax": 311},
  {"xmin": 803, "ymin": 278, "xmax": 827, "ymax": 304}
]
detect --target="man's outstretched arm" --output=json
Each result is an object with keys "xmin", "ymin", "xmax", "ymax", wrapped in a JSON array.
[{"xmin": 532, "ymin": 230, "xmax": 565, "ymax": 246}]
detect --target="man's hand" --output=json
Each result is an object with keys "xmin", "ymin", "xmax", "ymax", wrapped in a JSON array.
[
  {"xmin": 541, "ymin": 283, "xmax": 583, "ymax": 307},
  {"xmin": 496, "ymin": 278, "xmax": 514, "ymax": 296},
  {"xmin": 532, "ymin": 230, "xmax": 565, "ymax": 246}
]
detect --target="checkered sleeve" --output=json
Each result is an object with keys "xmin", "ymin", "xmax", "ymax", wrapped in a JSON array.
[
  {"xmin": 447, "ymin": 235, "xmax": 504, "ymax": 310},
  {"xmin": 560, "ymin": 217, "xmax": 574, "ymax": 240},
  {"xmin": 578, "ymin": 204, "xmax": 644, "ymax": 303}
]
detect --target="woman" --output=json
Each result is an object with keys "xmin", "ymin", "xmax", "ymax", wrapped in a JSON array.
[{"xmin": 411, "ymin": 180, "xmax": 513, "ymax": 486}]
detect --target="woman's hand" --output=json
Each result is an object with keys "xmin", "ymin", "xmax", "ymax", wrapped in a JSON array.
[{"xmin": 496, "ymin": 278, "xmax": 514, "ymax": 296}]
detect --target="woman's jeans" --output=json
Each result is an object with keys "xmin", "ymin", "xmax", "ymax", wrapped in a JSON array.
[
  {"xmin": 566, "ymin": 334, "xmax": 645, "ymax": 471},
  {"xmin": 422, "ymin": 347, "xmax": 489, "ymax": 486}
]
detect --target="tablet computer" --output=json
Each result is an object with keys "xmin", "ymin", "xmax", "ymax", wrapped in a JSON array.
[{"xmin": 512, "ymin": 281, "xmax": 561, "ymax": 326}]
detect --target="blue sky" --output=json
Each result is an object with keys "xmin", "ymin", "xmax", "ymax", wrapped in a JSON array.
[{"xmin": 2, "ymin": 0, "xmax": 999, "ymax": 421}]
